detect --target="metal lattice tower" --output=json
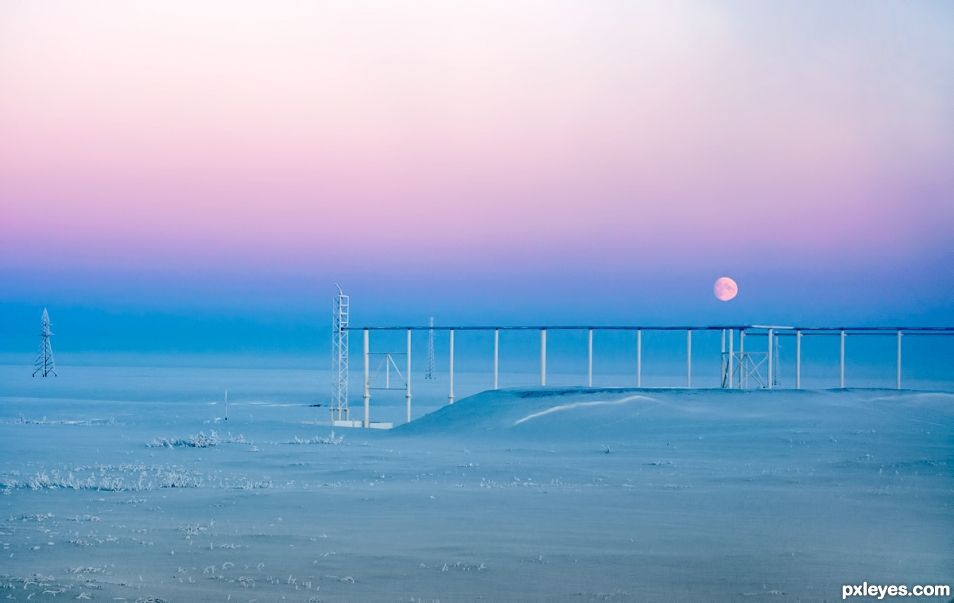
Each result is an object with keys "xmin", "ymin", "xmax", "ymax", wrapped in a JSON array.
[
  {"xmin": 425, "ymin": 316, "xmax": 435, "ymax": 380},
  {"xmin": 33, "ymin": 308, "xmax": 56, "ymax": 378},
  {"xmin": 722, "ymin": 328, "xmax": 783, "ymax": 389},
  {"xmin": 331, "ymin": 286, "xmax": 350, "ymax": 421}
]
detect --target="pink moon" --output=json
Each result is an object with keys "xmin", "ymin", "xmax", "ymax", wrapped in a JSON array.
[{"xmin": 714, "ymin": 277, "xmax": 738, "ymax": 302}]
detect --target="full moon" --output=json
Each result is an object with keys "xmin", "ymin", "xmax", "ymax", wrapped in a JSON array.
[{"xmin": 714, "ymin": 277, "xmax": 738, "ymax": 302}]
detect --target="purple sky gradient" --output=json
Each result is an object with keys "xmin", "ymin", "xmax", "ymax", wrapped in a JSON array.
[{"xmin": 1, "ymin": 1, "xmax": 952, "ymax": 353}]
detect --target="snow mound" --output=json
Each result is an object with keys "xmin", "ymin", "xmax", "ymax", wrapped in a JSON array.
[{"xmin": 394, "ymin": 387, "xmax": 954, "ymax": 441}]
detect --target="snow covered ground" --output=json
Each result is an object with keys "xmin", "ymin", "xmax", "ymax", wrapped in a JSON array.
[{"xmin": 1, "ymin": 365, "xmax": 952, "ymax": 601}]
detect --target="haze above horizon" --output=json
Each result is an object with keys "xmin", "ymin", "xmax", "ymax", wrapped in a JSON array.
[{"xmin": 2, "ymin": 1, "xmax": 952, "ymax": 354}]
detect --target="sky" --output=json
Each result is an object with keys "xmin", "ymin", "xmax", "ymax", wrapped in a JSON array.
[{"xmin": 1, "ymin": 1, "xmax": 953, "ymax": 357}]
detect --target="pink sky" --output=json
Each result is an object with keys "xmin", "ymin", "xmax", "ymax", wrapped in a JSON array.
[{"xmin": 1, "ymin": 1, "xmax": 952, "ymax": 319}]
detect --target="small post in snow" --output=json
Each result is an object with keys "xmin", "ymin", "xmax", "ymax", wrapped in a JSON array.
[
  {"xmin": 728, "ymin": 329, "xmax": 734, "ymax": 389},
  {"xmin": 587, "ymin": 328, "xmax": 593, "ymax": 388},
  {"xmin": 896, "ymin": 330, "xmax": 903, "ymax": 390},
  {"xmin": 493, "ymin": 329, "xmax": 499, "ymax": 390},
  {"xmin": 840, "ymin": 330, "xmax": 846, "ymax": 389},
  {"xmin": 448, "ymin": 329, "xmax": 455, "ymax": 404},
  {"xmin": 795, "ymin": 331, "xmax": 802, "ymax": 390},
  {"xmin": 540, "ymin": 329, "xmax": 547, "ymax": 386},
  {"xmin": 363, "ymin": 329, "xmax": 370, "ymax": 428},
  {"xmin": 636, "ymin": 329, "xmax": 642, "ymax": 387},
  {"xmin": 406, "ymin": 328, "xmax": 412, "ymax": 423},
  {"xmin": 686, "ymin": 329, "xmax": 693, "ymax": 388}
]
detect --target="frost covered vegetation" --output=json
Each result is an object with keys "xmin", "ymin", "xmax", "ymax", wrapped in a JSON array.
[
  {"xmin": 1, "ymin": 366, "xmax": 952, "ymax": 601},
  {"xmin": 147, "ymin": 430, "xmax": 248, "ymax": 449},
  {"xmin": 4, "ymin": 415, "xmax": 116, "ymax": 426},
  {"xmin": 2, "ymin": 465, "xmax": 201, "ymax": 492},
  {"xmin": 285, "ymin": 433, "xmax": 344, "ymax": 446}
]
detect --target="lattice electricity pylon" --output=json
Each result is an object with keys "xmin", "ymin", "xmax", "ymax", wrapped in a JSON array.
[
  {"xmin": 368, "ymin": 352, "xmax": 407, "ymax": 391},
  {"xmin": 330, "ymin": 286, "xmax": 350, "ymax": 421},
  {"xmin": 425, "ymin": 316, "xmax": 435, "ymax": 380},
  {"xmin": 33, "ymin": 308, "xmax": 56, "ymax": 378},
  {"xmin": 723, "ymin": 351, "xmax": 771, "ymax": 389}
]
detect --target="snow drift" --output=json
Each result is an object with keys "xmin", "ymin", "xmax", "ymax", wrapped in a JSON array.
[{"xmin": 394, "ymin": 387, "xmax": 954, "ymax": 441}]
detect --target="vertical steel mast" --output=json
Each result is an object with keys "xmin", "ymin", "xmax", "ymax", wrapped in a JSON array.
[
  {"xmin": 331, "ymin": 286, "xmax": 350, "ymax": 421},
  {"xmin": 33, "ymin": 308, "xmax": 56, "ymax": 377}
]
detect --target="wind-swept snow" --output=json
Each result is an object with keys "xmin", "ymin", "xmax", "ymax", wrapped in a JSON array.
[
  {"xmin": 511, "ymin": 393, "xmax": 659, "ymax": 425},
  {"xmin": 2, "ymin": 365, "xmax": 952, "ymax": 601}
]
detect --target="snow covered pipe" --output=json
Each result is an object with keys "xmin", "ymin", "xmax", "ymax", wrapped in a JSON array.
[{"xmin": 344, "ymin": 325, "xmax": 950, "ymax": 423}]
